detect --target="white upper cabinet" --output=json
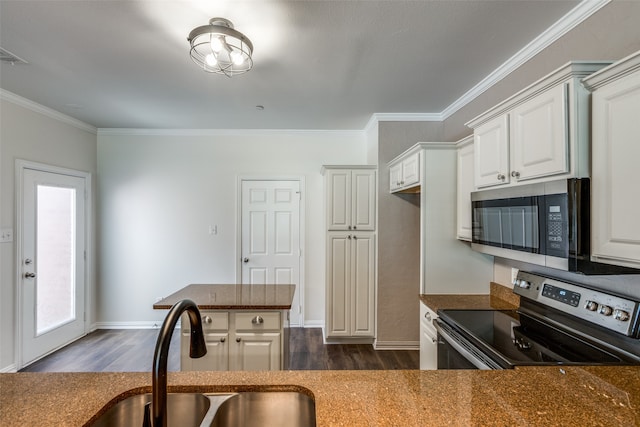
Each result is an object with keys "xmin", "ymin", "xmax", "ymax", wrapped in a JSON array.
[
  {"xmin": 389, "ymin": 150, "xmax": 421, "ymax": 193},
  {"xmin": 323, "ymin": 166, "xmax": 376, "ymax": 231},
  {"xmin": 467, "ymin": 62, "xmax": 611, "ymax": 189},
  {"xmin": 474, "ymin": 115, "xmax": 510, "ymax": 188},
  {"xmin": 583, "ymin": 50, "xmax": 640, "ymax": 269},
  {"xmin": 456, "ymin": 136, "xmax": 475, "ymax": 241},
  {"xmin": 510, "ymin": 83, "xmax": 568, "ymax": 181}
]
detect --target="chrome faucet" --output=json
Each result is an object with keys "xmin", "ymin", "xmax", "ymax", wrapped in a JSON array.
[{"xmin": 147, "ymin": 299, "xmax": 206, "ymax": 427}]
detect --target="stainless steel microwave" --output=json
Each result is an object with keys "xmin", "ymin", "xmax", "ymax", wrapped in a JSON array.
[{"xmin": 471, "ymin": 178, "xmax": 636, "ymax": 275}]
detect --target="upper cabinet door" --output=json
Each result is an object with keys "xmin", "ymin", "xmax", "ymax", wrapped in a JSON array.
[
  {"xmin": 351, "ymin": 169, "xmax": 376, "ymax": 231},
  {"xmin": 474, "ymin": 115, "xmax": 510, "ymax": 188},
  {"xmin": 510, "ymin": 84, "xmax": 568, "ymax": 182},
  {"xmin": 456, "ymin": 141, "xmax": 475, "ymax": 241},
  {"xmin": 326, "ymin": 169, "xmax": 351, "ymax": 231},
  {"xmin": 589, "ymin": 66, "xmax": 640, "ymax": 269},
  {"xmin": 401, "ymin": 152, "xmax": 421, "ymax": 188},
  {"xmin": 389, "ymin": 163, "xmax": 403, "ymax": 192},
  {"xmin": 326, "ymin": 168, "xmax": 376, "ymax": 231}
]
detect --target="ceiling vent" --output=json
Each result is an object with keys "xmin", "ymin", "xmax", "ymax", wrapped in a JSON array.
[{"xmin": 0, "ymin": 47, "xmax": 28, "ymax": 65}]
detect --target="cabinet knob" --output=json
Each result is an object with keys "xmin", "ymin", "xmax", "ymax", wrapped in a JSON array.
[
  {"xmin": 24, "ymin": 272, "xmax": 36, "ymax": 279},
  {"xmin": 497, "ymin": 173, "xmax": 506, "ymax": 181},
  {"xmin": 252, "ymin": 315, "xmax": 264, "ymax": 325},
  {"xmin": 203, "ymin": 315, "xmax": 213, "ymax": 324},
  {"xmin": 348, "ymin": 225, "xmax": 352, "ymax": 230},
  {"xmin": 353, "ymin": 235, "xmax": 357, "ymax": 240},
  {"xmin": 236, "ymin": 337, "xmax": 242, "ymax": 343},
  {"xmin": 220, "ymin": 337, "xmax": 226, "ymax": 343},
  {"xmin": 348, "ymin": 235, "xmax": 352, "ymax": 239},
  {"xmin": 511, "ymin": 171, "xmax": 520, "ymax": 178},
  {"xmin": 353, "ymin": 225, "xmax": 357, "ymax": 230},
  {"xmin": 425, "ymin": 312, "xmax": 432, "ymax": 322}
]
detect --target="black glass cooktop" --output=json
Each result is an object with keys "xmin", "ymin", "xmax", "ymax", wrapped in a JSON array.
[{"xmin": 438, "ymin": 309, "xmax": 626, "ymax": 366}]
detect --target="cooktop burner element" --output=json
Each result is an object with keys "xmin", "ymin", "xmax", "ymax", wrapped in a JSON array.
[{"xmin": 435, "ymin": 272, "xmax": 640, "ymax": 369}]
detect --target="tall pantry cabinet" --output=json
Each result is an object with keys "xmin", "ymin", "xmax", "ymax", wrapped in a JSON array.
[{"xmin": 322, "ymin": 166, "xmax": 376, "ymax": 342}]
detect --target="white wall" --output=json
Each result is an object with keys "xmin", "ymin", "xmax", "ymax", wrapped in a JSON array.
[
  {"xmin": 96, "ymin": 130, "xmax": 367, "ymax": 327},
  {"xmin": 0, "ymin": 93, "xmax": 97, "ymax": 372}
]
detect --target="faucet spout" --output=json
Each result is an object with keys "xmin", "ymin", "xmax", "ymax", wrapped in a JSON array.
[{"xmin": 151, "ymin": 299, "xmax": 206, "ymax": 427}]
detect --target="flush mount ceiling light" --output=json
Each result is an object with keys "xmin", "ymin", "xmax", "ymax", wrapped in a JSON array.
[{"xmin": 188, "ymin": 17, "xmax": 253, "ymax": 77}]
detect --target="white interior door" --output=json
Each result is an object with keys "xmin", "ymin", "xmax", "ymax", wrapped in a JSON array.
[
  {"xmin": 241, "ymin": 180, "xmax": 302, "ymax": 326},
  {"xmin": 19, "ymin": 165, "xmax": 87, "ymax": 367}
]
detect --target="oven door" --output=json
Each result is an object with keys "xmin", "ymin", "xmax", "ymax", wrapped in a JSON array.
[{"xmin": 433, "ymin": 319, "xmax": 505, "ymax": 370}]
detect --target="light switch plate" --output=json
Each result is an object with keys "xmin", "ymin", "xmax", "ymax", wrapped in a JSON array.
[{"xmin": 0, "ymin": 228, "xmax": 14, "ymax": 243}]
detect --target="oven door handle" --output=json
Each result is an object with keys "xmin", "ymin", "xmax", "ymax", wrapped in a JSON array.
[{"xmin": 433, "ymin": 319, "xmax": 498, "ymax": 370}]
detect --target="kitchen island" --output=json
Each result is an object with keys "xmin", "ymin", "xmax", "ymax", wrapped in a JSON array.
[
  {"xmin": 1, "ymin": 366, "xmax": 639, "ymax": 426},
  {"xmin": 153, "ymin": 284, "xmax": 296, "ymax": 371}
]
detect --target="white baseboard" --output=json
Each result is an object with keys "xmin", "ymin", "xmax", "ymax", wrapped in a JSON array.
[
  {"xmin": 0, "ymin": 364, "xmax": 17, "ymax": 373},
  {"xmin": 374, "ymin": 340, "xmax": 420, "ymax": 350},
  {"xmin": 94, "ymin": 321, "xmax": 161, "ymax": 329},
  {"xmin": 301, "ymin": 320, "xmax": 323, "ymax": 328}
]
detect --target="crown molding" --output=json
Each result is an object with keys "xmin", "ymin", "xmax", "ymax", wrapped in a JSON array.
[
  {"xmin": 97, "ymin": 127, "xmax": 365, "ymax": 137},
  {"xmin": 0, "ymin": 88, "xmax": 97, "ymax": 134},
  {"xmin": 440, "ymin": 0, "xmax": 611, "ymax": 121},
  {"xmin": 363, "ymin": 112, "xmax": 443, "ymax": 134}
]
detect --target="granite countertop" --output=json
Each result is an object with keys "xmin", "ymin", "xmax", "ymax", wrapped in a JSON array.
[
  {"xmin": 420, "ymin": 282, "xmax": 520, "ymax": 312},
  {"xmin": 2, "ymin": 366, "xmax": 639, "ymax": 426},
  {"xmin": 153, "ymin": 284, "xmax": 296, "ymax": 310}
]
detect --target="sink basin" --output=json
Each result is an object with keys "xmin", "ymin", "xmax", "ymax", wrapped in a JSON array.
[
  {"xmin": 90, "ymin": 393, "xmax": 211, "ymax": 427},
  {"xmin": 208, "ymin": 392, "xmax": 316, "ymax": 427},
  {"xmin": 89, "ymin": 391, "xmax": 316, "ymax": 427}
]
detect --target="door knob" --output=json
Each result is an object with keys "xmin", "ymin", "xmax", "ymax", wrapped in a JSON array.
[
  {"xmin": 24, "ymin": 272, "xmax": 36, "ymax": 279},
  {"xmin": 243, "ymin": 257, "xmax": 249, "ymax": 263}
]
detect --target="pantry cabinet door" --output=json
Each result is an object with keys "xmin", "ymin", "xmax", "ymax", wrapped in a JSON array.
[{"xmin": 350, "ymin": 234, "xmax": 375, "ymax": 337}]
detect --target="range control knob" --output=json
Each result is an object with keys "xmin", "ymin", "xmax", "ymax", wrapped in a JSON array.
[
  {"xmin": 585, "ymin": 301, "xmax": 599, "ymax": 312},
  {"xmin": 613, "ymin": 309, "xmax": 630, "ymax": 322},
  {"xmin": 598, "ymin": 305, "xmax": 613, "ymax": 316},
  {"xmin": 519, "ymin": 280, "xmax": 531, "ymax": 289}
]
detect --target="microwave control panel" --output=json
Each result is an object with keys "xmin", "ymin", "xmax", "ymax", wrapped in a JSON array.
[{"xmin": 544, "ymin": 193, "xmax": 568, "ymax": 258}]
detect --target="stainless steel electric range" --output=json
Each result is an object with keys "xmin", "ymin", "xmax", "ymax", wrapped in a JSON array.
[{"xmin": 434, "ymin": 271, "xmax": 640, "ymax": 370}]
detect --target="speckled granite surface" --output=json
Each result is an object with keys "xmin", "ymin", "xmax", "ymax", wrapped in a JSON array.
[
  {"xmin": 1, "ymin": 367, "xmax": 639, "ymax": 426},
  {"xmin": 153, "ymin": 284, "xmax": 296, "ymax": 310},
  {"xmin": 420, "ymin": 282, "xmax": 520, "ymax": 312}
]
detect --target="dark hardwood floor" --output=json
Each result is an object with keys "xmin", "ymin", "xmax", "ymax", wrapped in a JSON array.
[{"xmin": 21, "ymin": 328, "xmax": 418, "ymax": 372}]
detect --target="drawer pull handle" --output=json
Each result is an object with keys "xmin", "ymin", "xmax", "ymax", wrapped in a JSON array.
[{"xmin": 252, "ymin": 315, "xmax": 264, "ymax": 325}]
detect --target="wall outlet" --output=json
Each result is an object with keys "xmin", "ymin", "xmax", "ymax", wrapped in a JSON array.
[
  {"xmin": 0, "ymin": 228, "xmax": 13, "ymax": 243},
  {"xmin": 511, "ymin": 268, "xmax": 519, "ymax": 284}
]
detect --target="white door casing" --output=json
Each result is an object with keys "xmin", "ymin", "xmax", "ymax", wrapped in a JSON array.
[
  {"xmin": 240, "ymin": 179, "xmax": 303, "ymax": 326},
  {"xmin": 16, "ymin": 161, "xmax": 89, "ymax": 368}
]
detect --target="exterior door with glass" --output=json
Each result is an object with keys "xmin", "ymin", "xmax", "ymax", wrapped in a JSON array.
[{"xmin": 19, "ymin": 165, "xmax": 88, "ymax": 367}]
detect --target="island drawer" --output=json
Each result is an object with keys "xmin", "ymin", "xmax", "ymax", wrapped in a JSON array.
[
  {"xmin": 235, "ymin": 311, "xmax": 281, "ymax": 330},
  {"xmin": 181, "ymin": 312, "xmax": 228, "ymax": 332}
]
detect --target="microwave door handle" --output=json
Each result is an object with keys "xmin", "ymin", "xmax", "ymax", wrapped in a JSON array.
[{"xmin": 433, "ymin": 320, "xmax": 496, "ymax": 370}]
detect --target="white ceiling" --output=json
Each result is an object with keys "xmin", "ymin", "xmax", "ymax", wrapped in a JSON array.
[{"xmin": 0, "ymin": 0, "xmax": 583, "ymax": 130}]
